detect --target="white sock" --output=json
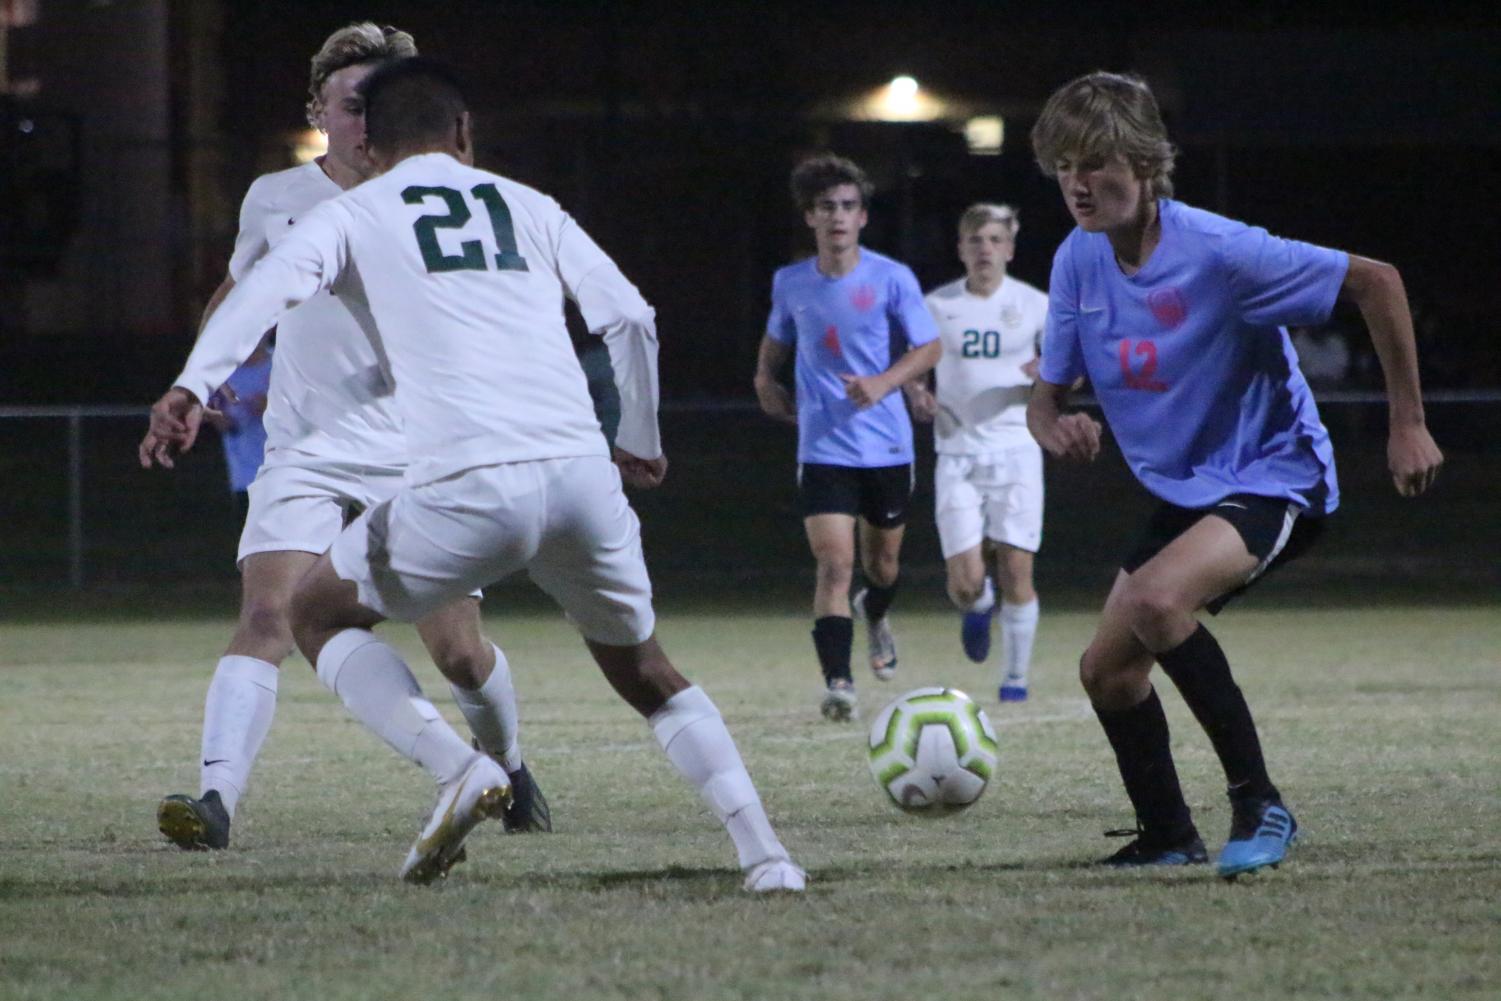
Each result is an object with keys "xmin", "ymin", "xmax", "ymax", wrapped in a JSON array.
[
  {"xmin": 199, "ymin": 655, "xmax": 278, "ymax": 819},
  {"xmin": 966, "ymin": 576, "xmax": 996, "ymax": 615},
  {"xmin": 1000, "ymin": 598, "xmax": 1040, "ymax": 685},
  {"xmin": 649, "ymin": 686, "xmax": 787, "ymax": 869},
  {"xmin": 450, "ymin": 644, "xmax": 522, "ymax": 772},
  {"xmin": 315, "ymin": 628, "xmax": 473, "ymax": 785}
]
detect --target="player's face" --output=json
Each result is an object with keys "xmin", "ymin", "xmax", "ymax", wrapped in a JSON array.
[
  {"xmin": 958, "ymin": 221, "xmax": 1014, "ymax": 281},
  {"xmin": 1053, "ymin": 151, "xmax": 1149, "ymax": 233},
  {"xmin": 804, "ymin": 184, "xmax": 867, "ymax": 254},
  {"xmin": 314, "ymin": 62, "xmax": 379, "ymax": 179}
]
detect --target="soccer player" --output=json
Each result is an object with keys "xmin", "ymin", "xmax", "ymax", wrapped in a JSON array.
[
  {"xmin": 909, "ymin": 203, "xmax": 1048, "ymax": 701},
  {"xmin": 147, "ymin": 58, "xmax": 805, "ymax": 892},
  {"xmin": 139, "ymin": 23, "xmax": 548, "ymax": 851},
  {"xmin": 1026, "ymin": 72, "xmax": 1443, "ymax": 877},
  {"xmin": 753, "ymin": 155, "xmax": 941, "ymax": 721}
]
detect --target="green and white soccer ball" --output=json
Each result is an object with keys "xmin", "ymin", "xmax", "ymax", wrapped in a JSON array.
[{"xmin": 868, "ymin": 687, "xmax": 998, "ymax": 814}]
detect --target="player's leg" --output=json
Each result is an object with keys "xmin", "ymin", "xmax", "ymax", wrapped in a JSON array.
[
  {"xmin": 937, "ymin": 455, "xmax": 995, "ymax": 663},
  {"xmin": 988, "ymin": 446, "xmax": 1043, "ymax": 701},
  {"xmin": 851, "ymin": 463, "xmax": 912, "ymax": 682},
  {"xmin": 805, "ymin": 510, "xmax": 860, "ymax": 719},
  {"xmin": 994, "ymin": 544, "xmax": 1039, "ymax": 701},
  {"xmin": 1081, "ymin": 569, "xmax": 1205, "ymax": 866},
  {"xmin": 415, "ymin": 598, "xmax": 550, "ymax": 833},
  {"xmin": 1122, "ymin": 503, "xmax": 1307, "ymax": 877}
]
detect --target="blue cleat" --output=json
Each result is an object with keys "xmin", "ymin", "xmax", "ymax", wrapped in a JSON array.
[
  {"xmin": 961, "ymin": 608, "xmax": 994, "ymax": 663},
  {"xmin": 1217, "ymin": 798, "xmax": 1298, "ymax": 879},
  {"xmin": 998, "ymin": 683, "xmax": 1028, "ymax": 703},
  {"xmin": 1098, "ymin": 827, "xmax": 1208, "ymax": 867}
]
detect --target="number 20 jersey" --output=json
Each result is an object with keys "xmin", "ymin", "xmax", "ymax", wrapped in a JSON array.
[{"xmin": 1039, "ymin": 199, "xmax": 1347, "ymax": 514}]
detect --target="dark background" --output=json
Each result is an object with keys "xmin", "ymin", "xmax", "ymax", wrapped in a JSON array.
[{"xmin": 0, "ymin": 1, "xmax": 1496, "ymax": 595}]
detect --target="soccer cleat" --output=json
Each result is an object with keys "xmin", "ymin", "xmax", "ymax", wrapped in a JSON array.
[
  {"xmin": 1098, "ymin": 827, "xmax": 1209, "ymax": 867},
  {"xmin": 399, "ymin": 753, "xmax": 512, "ymax": 884},
  {"xmin": 743, "ymin": 856, "xmax": 808, "ymax": 893},
  {"xmin": 501, "ymin": 761, "xmax": 552, "ymax": 834},
  {"xmin": 998, "ymin": 682, "xmax": 1029, "ymax": 703},
  {"xmin": 157, "ymin": 790, "xmax": 231, "ymax": 851},
  {"xmin": 851, "ymin": 588, "xmax": 898, "ymax": 681},
  {"xmin": 819, "ymin": 679, "xmax": 858, "ymax": 722},
  {"xmin": 961, "ymin": 607, "xmax": 994, "ymax": 663},
  {"xmin": 1217, "ymin": 798, "xmax": 1298, "ymax": 879}
]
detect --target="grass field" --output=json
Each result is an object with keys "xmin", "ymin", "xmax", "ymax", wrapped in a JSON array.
[{"xmin": 2, "ymin": 597, "xmax": 1498, "ymax": 1001}]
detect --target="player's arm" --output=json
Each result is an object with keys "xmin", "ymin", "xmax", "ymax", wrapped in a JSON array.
[
  {"xmin": 753, "ymin": 335, "xmax": 797, "ymax": 425},
  {"xmin": 1026, "ymin": 378, "xmax": 1100, "ymax": 462},
  {"xmin": 843, "ymin": 338, "xmax": 941, "ymax": 410},
  {"xmin": 1339, "ymin": 254, "xmax": 1443, "ymax": 496}
]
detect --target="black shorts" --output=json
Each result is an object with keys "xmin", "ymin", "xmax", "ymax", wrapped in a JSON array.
[
  {"xmin": 1123, "ymin": 493, "xmax": 1325, "ymax": 613},
  {"xmin": 798, "ymin": 462, "xmax": 914, "ymax": 528}
]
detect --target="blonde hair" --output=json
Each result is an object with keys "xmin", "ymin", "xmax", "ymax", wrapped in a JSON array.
[
  {"xmin": 305, "ymin": 22, "xmax": 417, "ymax": 128},
  {"xmin": 1030, "ymin": 71, "xmax": 1176, "ymax": 199},
  {"xmin": 958, "ymin": 203, "xmax": 1019, "ymax": 240}
]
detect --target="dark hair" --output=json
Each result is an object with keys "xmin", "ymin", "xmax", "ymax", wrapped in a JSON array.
[
  {"xmin": 790, "ymin": 154, "xmax": 874, "ymax": 212},
  {"xmin": 359, "ymin": 56, "xmax": 469, "ymax": 153},
  {"xmin": 1030, "ymin": 71, "xmax": 1176, "ymax": 198}
]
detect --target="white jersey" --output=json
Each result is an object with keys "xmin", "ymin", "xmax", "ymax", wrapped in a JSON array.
[
  {"xmin": 925, "ymin": 276, "xmax": 1048, "ymax": 457},
  {"xmin": 177, "ymin": 152, "xmax": 659, "ymax": 487},
  {"xmin": 228, "ymin": 163, "xmax": 405, "ymax": 469}
]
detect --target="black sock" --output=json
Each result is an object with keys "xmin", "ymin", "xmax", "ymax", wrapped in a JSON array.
[
  {"xmin": 862, "ymin": 579, "xmax": 899, "ymax": 621},
  {"xmin": 1156, "ymin": 624, "xmax": 1279, "ymax": 803},
  {"xmin": 1095, "ymin": 687, "xmax": 1196, "ymax": 842},
  {"xmin": 811, "ymin": 616, "xmax": 853, "ymax": 685}
]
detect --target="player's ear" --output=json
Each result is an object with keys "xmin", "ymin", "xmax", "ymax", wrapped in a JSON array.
[{"xmin": 456, "ymin": 111, "xmax": 474, "ymax": 166}]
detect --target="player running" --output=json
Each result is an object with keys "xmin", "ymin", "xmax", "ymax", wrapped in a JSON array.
[
  {"xmin": 908, "ymin": 203, "xmax": 1048, "ymax": 701},
  {"xmin": 1027, "ymin": 72, "xmax": 1443, "ymax": 877},
  {"xmin": 147, "ymin": 58, "xmax": 804, "ymax": 891},
  {"xmin": 753, "ymin": 154, "xmax": 941, "ymax": 721},
  {"xmin": 140, "ymin": 23, "xmax": 547, "ymax": 851}
]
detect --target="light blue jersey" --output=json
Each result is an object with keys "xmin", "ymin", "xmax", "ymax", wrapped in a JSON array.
[
  {"xmin": 767, "ymin": 249, "xmax": 939, "ymax": 467},
  {"xmin": 1040, "ymin": 200, "xmax": 1347, "ymax": 514},
  {"xmin": 216, "ymin": 355, "xmax": 272, "ymax": 493}
]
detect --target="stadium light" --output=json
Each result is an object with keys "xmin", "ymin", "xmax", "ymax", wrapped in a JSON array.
[
  {"xmin": 964, "ymin": 115, "xmax": 1005, "ymax": 155},
  {"xmin": 861, "ymin": 74, "xmax": 946, "ymax": 122},
  {"xmin": 291, "ymin": 128, "xmax": 327, "ymax": 164}
]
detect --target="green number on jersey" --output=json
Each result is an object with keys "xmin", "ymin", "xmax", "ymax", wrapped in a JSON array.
[
  {"xmin": 402, "ymin": 184, "xmax": 531, "ymax": 275},
  {"xmin": 960, "ymin": 328, "xmax": 1002, "ymax": 358}
]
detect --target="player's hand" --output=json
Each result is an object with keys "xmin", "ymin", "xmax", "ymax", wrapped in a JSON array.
[
  {"xmin": 754, "ymin": 376, "xmax": 797, "ymax": 425},
  {"xmin": 141, "ymin": 387, "xmax": 205, "ymax": 468},
  {"xmin": 1388, "ymin": 422, "xmax": 1442, "ymax": 497},
  {"xmin": 841, "ymin": 372, "xmax": 891, "ymax": 410},
  {"xmin": 1040, "ymin": 412, "xmax": 1102, "ymax": 463},
  {"xmin": 1021, "ymin": 358, "xmax": 1041, "ymax": 382},
  {"xmin": 613, "ymin": 446, "xmax": 668, "ymax": 490},
  {"xmin": 904, "ymin": 383, "xmax": 937, "ymax": 423}
]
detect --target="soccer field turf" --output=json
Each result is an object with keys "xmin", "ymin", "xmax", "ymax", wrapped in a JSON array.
[{"xmin": 2, "ymin": 600, "xmax": 1497, "ymax": 1001}]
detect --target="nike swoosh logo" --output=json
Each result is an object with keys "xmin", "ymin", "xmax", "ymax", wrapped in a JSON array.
[
  {"xmin": 413, "ymin": 770, "xmax": 474, "ymax": 855},
  {"xmin": 202, "ymin": 759, "xmax": 228, "ymax": 767},
  {"xmin": 1080, "ymin": 304, "xmax": 1105, "ymax": 314},
  {"xmin": 1217, "ymin": 501, "xmax": 1248, "ymax": 510}
]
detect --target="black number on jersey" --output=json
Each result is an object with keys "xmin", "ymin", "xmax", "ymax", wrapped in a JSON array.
[
  {"xmin": 402, "ymin": 184, "xmax": 531, "ymax": 275},
  {"xmin": 960, "ymin": 328, "xmax": 1003, "ymax": 358}
]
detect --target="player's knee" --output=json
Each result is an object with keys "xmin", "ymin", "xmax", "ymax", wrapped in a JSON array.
[
  {"xmin": 1121, "ymin": 583, "xmax": 1185, "ymax": 644},
  {"xmin": 865, "ymin": 552, "xmax": 900, "ymax": 587},
  {"xmin": 947, "ymin": 576, "xmax": 983, "ymax": 609},
  {"xmin": 234, "ymin": 597, "xmax": 295, "ymax": 659},
  {"xmin": 814, "ymin": 555, "xmax": 855, "ymax": 591},
  {"xmin": 429, "ymin": 637, "xmax": 492, "ymax": 689}
]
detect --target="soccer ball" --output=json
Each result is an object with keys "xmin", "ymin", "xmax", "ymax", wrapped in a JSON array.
[{"xmin": 868, "ymin": 687, "xmax": 998, "ymax": 814}]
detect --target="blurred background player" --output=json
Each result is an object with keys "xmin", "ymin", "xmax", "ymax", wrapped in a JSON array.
[
  {"xmin": 209, "ymin": 334, "xmax": 273, "ymax": 519},
  {"xmin": 908, "ymin": 203, "xmax": 1048, "ymax": 702},
  {"xmin": 148, "ymin": 57, "xmax": 805, "ymax": 891},
  {"xmin": 753, "ymin": 155, "xmax": 941, "ymax": 721},
  {"xmin": 140, "ymin": 22, "xmax": 547, "ymax": 851},
  {"xmin": 1027, "ymin": 71, "xmax": 1443, "ymax": 877}
]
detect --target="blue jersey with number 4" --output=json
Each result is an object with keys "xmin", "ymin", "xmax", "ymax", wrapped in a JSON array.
[
  {"xmin": 1040, "ymin": 199, "xmax": 1347, "ymax": 514},
  {"xmin": 767, "ymin": 249, "xmax": 938, "ymax": 467}
]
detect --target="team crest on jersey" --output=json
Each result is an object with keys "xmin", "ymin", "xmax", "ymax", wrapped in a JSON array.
[
  {"xmin": 1000, "ymin": 303, "xmax": 1022, "ymax": 327},
  {"xmin": 850, "ymin": 284, "xmax": 877, "ymax": 312},
  {"xmin": 1147, "ymin": 287, "xmax": 1187, "ymax": 330},
  {"xmin": 823, "ymin": 324, "xmax": 842, "ymax": 356}
]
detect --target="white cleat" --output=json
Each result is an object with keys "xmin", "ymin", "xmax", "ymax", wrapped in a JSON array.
[
  {"xmin": 852, "ymin": 589, "xmax": 897, "ymax": 681},
  {"xmin": 743, "ymin": 857, "xmax": 807, "ymax": 893},
  {"xmin": 400, "ymin": 753, "xmax": 512, "ymax": 884},
  {"xmin": 820, "ymin": 680, "xmax": 858, "ymax": 722}
]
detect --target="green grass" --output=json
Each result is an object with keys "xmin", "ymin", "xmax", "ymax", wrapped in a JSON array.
[{"xmin": 2, "ymin": 601, "xmax": 1499, "ymax": 1000}]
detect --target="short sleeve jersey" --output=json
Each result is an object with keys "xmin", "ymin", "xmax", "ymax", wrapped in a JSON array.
[
  {"xmin": 925, "ymin": 275, "xmax": 1048, "ymax": 456},
  {"xmin": 1040, "ymin": 200, "xmax": 1347, "ymax": 513},
  {"xmin": 766, "ymin": 250, "xmax": 939, "ymax": 467},
  {"xmin": 230, "ymin": 163, "xmax": 406, "ymax": 470}
]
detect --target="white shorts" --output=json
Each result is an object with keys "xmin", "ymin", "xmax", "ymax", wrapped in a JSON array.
[
  {"xmin": 328, "ymin": 454, "xmax": 655, "ymax": 646},
  {"xmin": 934, "ymin": 445, "xmax": 1044, "ymax": 559},
  {"xmin": 237, "ymin": 458, "xmax": 406, "ymax": 564}
]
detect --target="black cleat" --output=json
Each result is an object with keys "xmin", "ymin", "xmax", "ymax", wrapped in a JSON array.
[
  {"xmin": 1098, "ymin": 826, "xmax": 1208, "ymax": 867},
  {"xmin": 502, "ymin": 762, "xmax": 552, "ymax": 833},
  {"xmin": 158, "ymin": 790, "xmax": 231, "ymax": 850}
]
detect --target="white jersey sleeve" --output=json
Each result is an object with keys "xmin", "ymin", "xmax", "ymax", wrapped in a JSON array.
[
  {"xmin": 175, "ymin": 206, "xmax": 348, "ymax": 405},
  {"xmin": 555, "ymin": 214, "xmax": 661, "ymax": 460},
  {"xmin": 227, "ymin": 175, "xmax": 276, "ymax": 281}
]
